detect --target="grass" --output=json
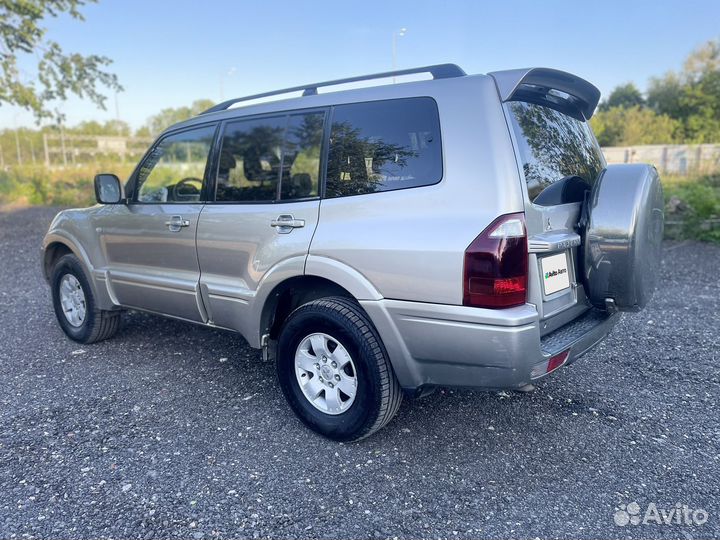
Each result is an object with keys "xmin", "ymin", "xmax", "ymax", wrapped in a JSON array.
[{"xmin": 1, "ymin": 164, "xmax": 719, "ymax": 243}]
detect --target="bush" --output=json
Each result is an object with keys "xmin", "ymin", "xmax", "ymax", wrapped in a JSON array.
[{"xmin": 663, "ymin": 173, "xmax": 720, "ymax": 242}]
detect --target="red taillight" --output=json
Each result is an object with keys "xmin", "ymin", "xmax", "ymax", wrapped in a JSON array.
[{"xmin": 463, "ymin": 213, "xmax": 528, "ymax": 309}]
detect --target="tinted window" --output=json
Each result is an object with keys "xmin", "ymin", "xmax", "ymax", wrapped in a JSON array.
[
  {"xmin": 280, "ymin": 112, "xmax": 324, "ymax": 200},
  {"xmin": 326, "ymin": 98, "xmax": 442, "ymax": 198},
  {"xmin": 507, "ymin": 101, "xmax": 604, "ymax": 203},
  {"xmin": 216, "ymin": 116, "xmax": 286, "ymax": 202},
  {"xmin": 136, "ymin": 125, "xmax": 215, "ymax": 203}
]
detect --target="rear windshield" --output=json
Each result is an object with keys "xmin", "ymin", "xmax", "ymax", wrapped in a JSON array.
[{"xmin": 507, "ymin": 101, "xmax": 604, "ymax": 202}]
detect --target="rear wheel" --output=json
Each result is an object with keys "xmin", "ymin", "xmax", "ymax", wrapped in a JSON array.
[
  {"xmin": 276, "ymin": 297, "xmax": 402, "ymax": 441},
  {"xmin": 51, "ymin": 254, "xmax": 121, "ymax": 344}
]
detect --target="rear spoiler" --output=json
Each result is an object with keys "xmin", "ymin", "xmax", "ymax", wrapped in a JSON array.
[{"xmin": 488, "ymin": 68, "xmax": 601, "ymax": 120}]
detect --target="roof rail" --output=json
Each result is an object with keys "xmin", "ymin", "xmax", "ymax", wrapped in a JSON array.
[{"xmin": 200, "ymin": 64, "xmax": 466, "ymax": 115}]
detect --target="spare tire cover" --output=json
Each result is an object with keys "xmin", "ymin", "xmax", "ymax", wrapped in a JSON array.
[{"xmin": 583, "ymin": 164, "xmax": 664, "ymax": 312}]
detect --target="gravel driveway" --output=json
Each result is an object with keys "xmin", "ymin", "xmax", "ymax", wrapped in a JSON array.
[{"xmin": 0, "ymin": 206, "xmax": 718, "ymax": 539}]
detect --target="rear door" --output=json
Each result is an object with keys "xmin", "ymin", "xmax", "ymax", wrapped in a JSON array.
[
  {"xmin": 99, "ymin": 124, "xmax": 217, "ymax": 322},
  {"xmin": 196, "ymin": 110, "xmax": 325, "ymax": 336},
  {"xmin": 504, "ymin": 99, "xmax": 606, "ymax": 332}
]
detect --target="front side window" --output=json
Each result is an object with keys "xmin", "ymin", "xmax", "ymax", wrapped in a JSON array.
[
  {"xmin": 507, "ymin": 101, "xmax": 604, "ymax": 203},
  {"xmin": 326, "ymin": 98, "xmax": 443, "ymax": 198},
  {"xmin": 135, "ymin": 125, "xmax": 216, "ymax": 203}
]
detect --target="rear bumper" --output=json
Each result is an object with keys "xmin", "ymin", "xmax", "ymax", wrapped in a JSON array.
[{"xmin": 360, "ymin": 299, "xmax": 620, "ymax": 393}]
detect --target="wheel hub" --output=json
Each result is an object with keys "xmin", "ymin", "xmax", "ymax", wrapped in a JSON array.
[
  {"xmin": 294, "ymin": 332, "xmax": 358, "ymax": 415},
  {"xmin": 59, "ymin": 274, "xmax": 86, "ymax": 328},
  {"xmin": 320, "ymin": 364, "xmax": 334, "ymax": 380}
]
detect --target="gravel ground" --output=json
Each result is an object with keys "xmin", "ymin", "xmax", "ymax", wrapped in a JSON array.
[{"xmin": 0, "ymin": 206, "xmax": 718, "ymax": 540}]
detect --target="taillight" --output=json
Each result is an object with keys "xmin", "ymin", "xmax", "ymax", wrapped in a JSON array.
[{"xmin": 463, "ymin": 212, "xmax": 528, "ymax": 309}]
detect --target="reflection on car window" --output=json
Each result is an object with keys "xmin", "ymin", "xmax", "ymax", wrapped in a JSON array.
[
  {"xmin": 136, "ymin": 125, "xmax": 215, "ymax": 203},
  {"xmin": 216, "ymin": 112, "xmax": 325, "ymax": 203},
  {"xmin": 507, "ymin": 101, "xmax": 604, "ymax": 202},
  {"xmin": 280, "ymin": 113, "xmax": 324, "ymax": 200},
  {"xmin": 326, "ymin": 98, "xmax": 442, "ymax": 198},
  {"xmin": 216, "ymin": 116, "xmax": 286, "ymax": 202}
]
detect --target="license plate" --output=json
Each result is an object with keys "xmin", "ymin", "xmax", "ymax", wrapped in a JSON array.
[{"xmin": 541, "ymin": 252, "xmax": 571, "ymax": 295}]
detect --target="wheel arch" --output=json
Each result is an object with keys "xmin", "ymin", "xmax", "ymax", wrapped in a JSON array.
[
  {"xmin": 43, "ymin": 241, "xmax": 75, "ymax": 282},
  {"xmin": 42, "ymin": 233, "xmax": 115, "ymax": 311},
  {"xmin": 260, "ymin": 275, "xmax": 356, "ymax": 341}
]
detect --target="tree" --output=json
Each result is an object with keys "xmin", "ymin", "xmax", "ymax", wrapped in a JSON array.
[
  {"xmin": 590, "ymin": 106, "xmax": 681, "ymax": 146},
  {"xmin": 145, "ymin": 99, "xmax": 215, "ymax": 136},
  {"xmin": 598, "ymin": 83, "xmax": 645, "ymax": 111},
  {"xmin": 646, "ymin": 72, "xmax": 684, "ymax": 118},
  {"xmin": 682, "ymin": 39, "xmax": 720, "ymax": 83},
  {"xmin": 601, "ymin": 39, "xmax": 720, "ymax": 145},
  {"xmin": 0, "ymin": 0, "xmax": 122, "ymax": 122},
  {"xmin": 69, "ymin": 119, "xmax": 130, "ymax": 136}
]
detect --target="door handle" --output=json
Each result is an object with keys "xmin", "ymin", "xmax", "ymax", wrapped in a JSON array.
[
  {"xmin": 165, "ymin": 215, "xmax": 190, "ymax": 232},
  {"xmin": 271, "ymin": 214, "xmax": 305, "ymax": 234}
]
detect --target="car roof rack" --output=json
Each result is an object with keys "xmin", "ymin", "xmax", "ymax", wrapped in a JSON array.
[{"xmin": 200, "ymin": 64, "xmax": 466, "ymax": 115}]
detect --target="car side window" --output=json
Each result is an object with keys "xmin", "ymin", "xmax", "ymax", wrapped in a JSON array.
[
  {"xmin": 280, "ymin": 112, "xmax": 324, "ymax": 200},
  {"xmin": 325, "ymin": 98, "xmax": 442, "ymax": 198},
  {"xmin": 215, "ymin": 112, "xmax": 325, "ymax": 203},
  {"xmin": 135, "ymin": 125, "xmax": 216, "ymax": 203},
  {"xmin": 215, "ymin": 116, "xmax": 286, "ymax": 203}
]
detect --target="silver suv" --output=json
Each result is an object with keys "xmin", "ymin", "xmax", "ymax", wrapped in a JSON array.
[{"xmin": 42, "ymin": 65, "xmax": 664, "ymax": 441}]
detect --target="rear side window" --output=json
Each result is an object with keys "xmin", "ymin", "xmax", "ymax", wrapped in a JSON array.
[
  {"xmin": 216, "ymin": 116, "xmax": 286, "ymax": 202},
  {"xmin": 507, "ymin": 101, "xmax": 604, "ymax": 203},
  {"xmin": 326, "ymin": 97, "xmax": 442, "ymax": 198},
  {"xmin": 215, "ymin": 112, "xmax": 325, "ymax": 203}
]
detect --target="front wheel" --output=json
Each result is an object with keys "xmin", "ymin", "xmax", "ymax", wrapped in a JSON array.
[
  {"xmin": 51, "ymin": 254, "xmax": 121, "ymax": 344},
  {"xmin": 276, "ymin": 297, "xmax": 402, "ymax": 441}
]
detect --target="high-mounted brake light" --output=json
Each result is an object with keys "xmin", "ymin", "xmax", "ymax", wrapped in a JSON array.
[{"xmin": 463, "ymin": 213, "xmax": 528, "ymax": 309}]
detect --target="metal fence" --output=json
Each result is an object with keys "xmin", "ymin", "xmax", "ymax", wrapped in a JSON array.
[
  {"xmin": 2, "ymin": 132, "xmax": 720, "ymax": 175},
  {"xmin": 602, "ymin": 144, "xmax": 720, "ymax": 175},
  {"xmin": 0, "ymin": 133, "xmax": 154, "ymax": 167}
]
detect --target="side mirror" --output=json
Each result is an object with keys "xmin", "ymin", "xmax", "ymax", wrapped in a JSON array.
[{"xmin": 94, "ymin": 173, "xmax": 124, "ymax": 204}]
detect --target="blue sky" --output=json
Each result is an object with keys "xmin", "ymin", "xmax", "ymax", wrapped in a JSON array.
[{"xmin": 3, "ymin": 0, "xmax": 719, "ymax": 130}]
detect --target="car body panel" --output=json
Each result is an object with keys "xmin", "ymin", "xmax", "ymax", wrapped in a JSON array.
[
  {"xmin": 94, "ymin": 203, "xmax": 206, "ymax": 322},
  {"xmin": 196, "ymin": 199, "xmax": 320, "ymax": 339}
]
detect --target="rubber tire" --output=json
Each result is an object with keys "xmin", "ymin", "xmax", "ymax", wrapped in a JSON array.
[
  {"xmin": 51, "ymin": 254, "xmax": 121, "ymax": 344},
  {"xmin": 276, "ymin": 296, "xmax": 402, "ymax": 442}
]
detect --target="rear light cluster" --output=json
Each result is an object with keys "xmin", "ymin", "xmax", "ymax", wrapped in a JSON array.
[{"xmin": 463, "ymin": 213, "xmax": 528, "ymax": 309}]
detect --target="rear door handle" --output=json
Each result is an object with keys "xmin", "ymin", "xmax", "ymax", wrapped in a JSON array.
[
  {"xmin": 271, "ymin": 214, "xmax": 305, "ymax": 234},
  {"xmin": 165, "ymin": 215, "xmax": 190, "ymax": 232}
]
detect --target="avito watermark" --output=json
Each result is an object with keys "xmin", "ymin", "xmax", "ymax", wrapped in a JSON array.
[{"xmin": 614, "ymin": 502, "xmax": 708, "ymax": 527}]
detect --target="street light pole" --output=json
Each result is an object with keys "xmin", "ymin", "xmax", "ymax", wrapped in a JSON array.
[
  {"xmin": 219, "ymin": 67, "xmax": 237, "ymax": 101},
  {"xmin": 392, "ymin": 28, "xmax": 407, "ymax": 83}
]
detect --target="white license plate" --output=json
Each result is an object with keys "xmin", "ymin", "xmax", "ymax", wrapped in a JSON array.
[{"xmin": 541, "ymin": 252, "xmax": 571, "ymax": 295}]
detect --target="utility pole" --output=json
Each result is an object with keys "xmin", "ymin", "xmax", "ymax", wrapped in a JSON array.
[
  {"xmin": 392, "ymin": 28, "xmax": 407, "ymax": 83},
  {"xmin": 13, "ymin": 113, "xmax": 22, "ymax": 166},
  {"xmin": 43, "ymin": 133, "xmax": 50, "ymax": 167},
  {"xmin": 29, "ymin": 137, "xmax": 36, "ymax": 164},
  {"xmin": 60, "ymin": 126, "xmax": 67, "ymax": 166}
]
